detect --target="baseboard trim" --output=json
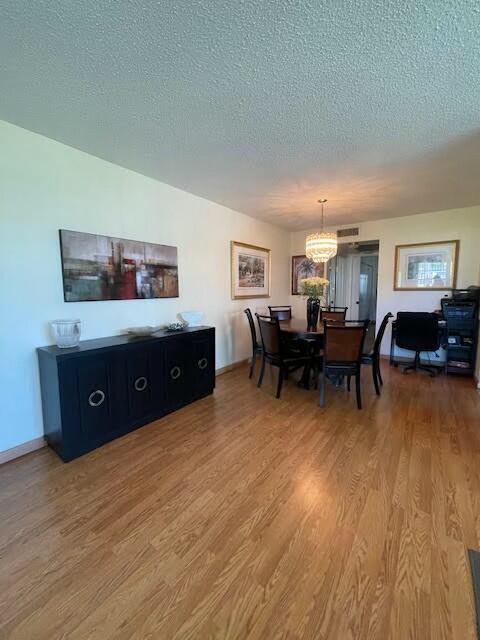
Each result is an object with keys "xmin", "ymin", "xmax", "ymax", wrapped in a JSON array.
[
  {"xmin": 216, "ymin": 358, "xmax": 249, "ymax": 377},
  {"xmin": 0, "ymin": 437, "xmax": 46, "ymax": 465}
]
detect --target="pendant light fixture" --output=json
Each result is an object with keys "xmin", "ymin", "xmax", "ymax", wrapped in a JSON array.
[{"xmin": 305, "ymin": 198, "xmax": 337, "ymax": 263}]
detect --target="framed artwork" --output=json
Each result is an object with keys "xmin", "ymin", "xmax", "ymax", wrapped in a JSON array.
[
  {"xmin": 59, "ymin": 229, "xmax": 179, "ymax": 301},
  {"xmin": 394, "ymin": 240, "xmax": 459, "ymax": 291},
  {"xmin": 291, "ymin": 255, "xmax": 326, "ymax": 294},
  {"xmin": 231, "ymin": 241, "xmax": 271, "ymax": 299}
]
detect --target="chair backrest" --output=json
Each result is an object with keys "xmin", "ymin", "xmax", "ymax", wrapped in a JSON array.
[
  {"xmin": 372, "ymin": 312, "xmax": 393, "ymax": 356},
  {"xmin": 244, "ymin": 308, "xmax": 258, "ymax": 348},
  {"xmin": 320, "ymin": 306, "xmax": 347, "ymax": 322},
  {"xmin": 395, "ymin": 312, "xmax": 440, "ymax": 352},
  {"xmin": 324, "ymin": 321, "xmax": 368, "ymax": 364},
  {"xmin": 268, "ymin": 306, "xmax": 292, "ymax": 321},
  {"xmin": 256, "ymin": 314, "xmax": 281, "ymax": 358}
]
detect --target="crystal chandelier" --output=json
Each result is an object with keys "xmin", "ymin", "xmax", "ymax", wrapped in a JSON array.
[{"xmin": 305, "ymin": 199, "xmax": 337, "ymax": 263}]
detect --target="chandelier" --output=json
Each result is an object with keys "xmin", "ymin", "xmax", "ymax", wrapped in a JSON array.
[{"xmin": 305, "ymin": 199, "xmax": 337, "ymax": 263}]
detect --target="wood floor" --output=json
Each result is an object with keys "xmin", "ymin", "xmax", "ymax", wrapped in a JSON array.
[{"xmin": 1, "ymin": 363, "xmax": 480, "ymax": 639}]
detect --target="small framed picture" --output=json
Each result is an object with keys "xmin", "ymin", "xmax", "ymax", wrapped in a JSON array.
[
  {"xmin": 291, "ymin": 255, "xmax": 326, "ymax": 295},
  {"xmin": 394, "ymin": 240, "xmax": 459, "ymax": 290},
  {"xmin": 231, "ymin": 241, "xmax": 271, "ymax": 299}
]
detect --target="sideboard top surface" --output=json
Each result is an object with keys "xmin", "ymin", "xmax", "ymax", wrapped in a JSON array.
[{"xmin": 38, "ymin": 326, "xmax": 215, "ymax": 359}]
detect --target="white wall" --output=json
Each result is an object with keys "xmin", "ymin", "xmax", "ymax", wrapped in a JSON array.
[
  {"xmin": 290, "ymin": 207, "xmax": 480, "ymax": 363},
  {"xmin": 0, "ymin": 120, "xmax": 290, "ymax": 453}
]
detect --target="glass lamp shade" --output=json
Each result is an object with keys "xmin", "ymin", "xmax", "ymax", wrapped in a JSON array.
[{"xmin": 305, "ymin": 232, "xmax": 338, "ymax": 263}]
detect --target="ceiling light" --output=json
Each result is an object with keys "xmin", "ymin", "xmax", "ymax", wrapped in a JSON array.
[{"xmin": 305, "ymin": 199, "xmax": 337, "ymax": 263}]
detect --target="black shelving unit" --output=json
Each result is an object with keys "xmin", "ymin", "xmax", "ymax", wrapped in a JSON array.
[{"xmin": 441, "ymin": 291, "xmax": 479, "ymax": 376}]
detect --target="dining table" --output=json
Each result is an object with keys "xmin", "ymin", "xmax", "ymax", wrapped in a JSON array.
[
  {"xmin": 279, "ymin": 318, "xmax": 324, "ymax": 343},
  {"xmin": 279, "ymin": 318, "xmax": 324, "ymax": 388}
]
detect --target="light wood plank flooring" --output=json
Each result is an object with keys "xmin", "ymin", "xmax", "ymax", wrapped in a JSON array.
[{"xmin": 1, "ymin": 363, "xmax": 480, "ymax": 639}]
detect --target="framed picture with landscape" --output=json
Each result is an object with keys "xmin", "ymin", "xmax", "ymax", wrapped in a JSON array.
[
  {"xmin": 231, "ymin": 241, "xmax": 271, "ymax": 299},
  {"xmin": 394, "ymin": 240, "xmax": 459, "ymax": 290},
  {"xmin": 291, "ymin": 255, "xmax": 326, "ymax": 295}
]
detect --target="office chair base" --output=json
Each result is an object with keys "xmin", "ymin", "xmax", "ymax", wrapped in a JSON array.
[{"xmin": 401, "ymin": 352, "xmax": 438, "ymax": 377}]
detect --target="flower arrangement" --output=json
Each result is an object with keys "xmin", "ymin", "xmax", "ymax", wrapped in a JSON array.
[{"xmin": 299, "ymin": 276, "xmax": 329, "ymax": 299}]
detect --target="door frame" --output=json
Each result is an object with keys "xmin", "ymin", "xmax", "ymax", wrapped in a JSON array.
[{"xmin": 328, "ymin": 240, "xmax": 380, "ymax": 323}]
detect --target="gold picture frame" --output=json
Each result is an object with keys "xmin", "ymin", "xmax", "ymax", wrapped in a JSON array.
[
  {"xmin": 231, "ymin": 241, "xmax": 271, "ymax": 299},
  {"xmin": 393, "ymin": 240, "xmax": 459, "ymax": 291}
]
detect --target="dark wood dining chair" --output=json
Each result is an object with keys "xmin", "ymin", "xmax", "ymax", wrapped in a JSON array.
[
  {"xmin": 320, "ymin": 320, "xmax": 368, "ymax": 410},
  {"xmin": 256, "ymin": 314, "xmax": 311, "ymax": 399},
  {"xmin": 244, "ymin": 308, "xmax": 263, "ymax": 379},
  {"xmin": 268, "ymin": 306, "xmax": 292, "ymax": 320},
  {"xmin": 320, "ymin": 307, "xmax": 348, "ymax": 322},
  {"xmin": 360, "ymin": 312, "xmax": 393, "ymax": 395}
]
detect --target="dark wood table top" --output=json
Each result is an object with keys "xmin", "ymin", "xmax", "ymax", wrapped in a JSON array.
[{"xmin": 279, "ymin": 318, "xmax": 324, "ymax": 339}]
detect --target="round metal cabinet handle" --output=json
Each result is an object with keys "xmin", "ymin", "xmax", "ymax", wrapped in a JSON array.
[
  {"xmin": 198, "ymin": 357, "xmax": 208, "ymax": 370},
  {"xmin": 134, "ymin": 376, "xmax": 148, "ymax": 392},
  {"xmin": 88, "ymin": 389, "xmax": 105, "ymax": 407},
  {"xmin": 170, "ymin": 366, "xmax": 181, "ymax": 380}
]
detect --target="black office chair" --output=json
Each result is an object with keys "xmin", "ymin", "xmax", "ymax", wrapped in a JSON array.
[
  {"xmin": 395, "ymin": 312, "xmax": 440, "ymax": 376},
  {"xmin": 244, "ymin": 308, "xmax": 262, "ymax": 379}
]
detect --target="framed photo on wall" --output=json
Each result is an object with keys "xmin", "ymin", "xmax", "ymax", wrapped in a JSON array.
[
  {"xmin": 394, "ymin": 240, "xmax": 459, "ymax": 290},
  {"xmin": 231, "ymin": 241, "xmax": 271, "ymax": 299},
  {"xmin": 291, "ymin": 255, "xmax": 326, "ymax": 295}
]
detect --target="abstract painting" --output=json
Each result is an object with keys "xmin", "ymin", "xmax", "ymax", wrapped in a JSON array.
[
  {"xmin": 291, "ymin": 255, "xmax": 326, "ymax": 294},
  {"xmin": 394, "ymin": 240, "xmax": 459, "ymax": 290},
  {"xmin": 231, "ymin": 241, "xmax": 270, "ymax": 299},
  {"xmin": 59, "ymin": 230, "xmax": 179, "ymax": 301}
]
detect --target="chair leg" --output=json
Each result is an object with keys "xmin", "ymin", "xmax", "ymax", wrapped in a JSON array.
[
  {"xmin": 347, "ymin": 375, "xmax": 351, "ymax": 392},
  {"xmin": 372, "ymin": 363, "xmax": 381, "ymax": 396},
  {"xmin": 249, "ymin": 351, "xmax": 256, "ymax": 379},
  {"xmin": 257, "ymin": 356, "xmax": 266, "ymax": 388},
  {"xmin": 319, "ymin": 369, "xmax": 326, "ymax": 407},
  {"xmin": 403, "ymin": 352, "xmax": 420, "ymax": 374},
  {"xmin": 276, "ymin": 367, "xmax": 284, "ymax": 399},
  {"xmin": 355, "ymin": 372, "xmax": 362, "ymax": 410},
  {"xmin": 377, "ymin": 359, "xmax": 384, "ymax": 386},
  {"xmin": 403, "ymin": 351, "xmax": 438, "ymax": 377}
]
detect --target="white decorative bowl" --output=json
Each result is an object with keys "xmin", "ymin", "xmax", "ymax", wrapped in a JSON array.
[
  {"xmin": 125, "ymin": 326, "xmax": 161, "ymax": 337},
  {"xmin": 180, "ymin": 311, "xmax": 204, "ymax": 327}
]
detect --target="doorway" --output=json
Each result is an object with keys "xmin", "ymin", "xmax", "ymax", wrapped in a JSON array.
[{"xmin": 327, "ymin": 241, "xmax": 379, "ymax": 325}]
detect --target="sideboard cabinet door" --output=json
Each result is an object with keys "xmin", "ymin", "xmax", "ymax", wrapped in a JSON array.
[
  {"xmin": 124, "ymin": 345, "xmax": 156, "ymax": 422},
  {"xmin": 163, "ymin": 337, "xmax": 190, "ymax": 410},
  {"xmin": 59, "ymin": 353, "xmax": 120, "ymax": 458},
  {"xmin": 189, "ymin": 332, "xmax": 215, "ymax": 399}
]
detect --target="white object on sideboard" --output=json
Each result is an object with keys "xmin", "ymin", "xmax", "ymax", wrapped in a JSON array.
[
  {"xmin": 181, "ymin": 311, "xmax": 204, "ymax": 327},
  {"xmin": 51, "ymin": 319, "xmax": 81, "ymax": 348}
]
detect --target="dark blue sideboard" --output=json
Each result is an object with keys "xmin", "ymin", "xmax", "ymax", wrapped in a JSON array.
[{"xmin": 37, "ymin": 326, "xmax": 215, "ymax": 462}]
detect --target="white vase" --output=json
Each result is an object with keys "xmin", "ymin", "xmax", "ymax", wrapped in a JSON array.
[{"xmin": 51, "ymin": 319, "xmax": 81, "ymax": 348}]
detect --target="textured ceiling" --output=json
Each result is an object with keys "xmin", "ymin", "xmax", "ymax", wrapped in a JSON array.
[{"xmin": 1, "ymin": 0, "xmax": 480, "ymax": 229}]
